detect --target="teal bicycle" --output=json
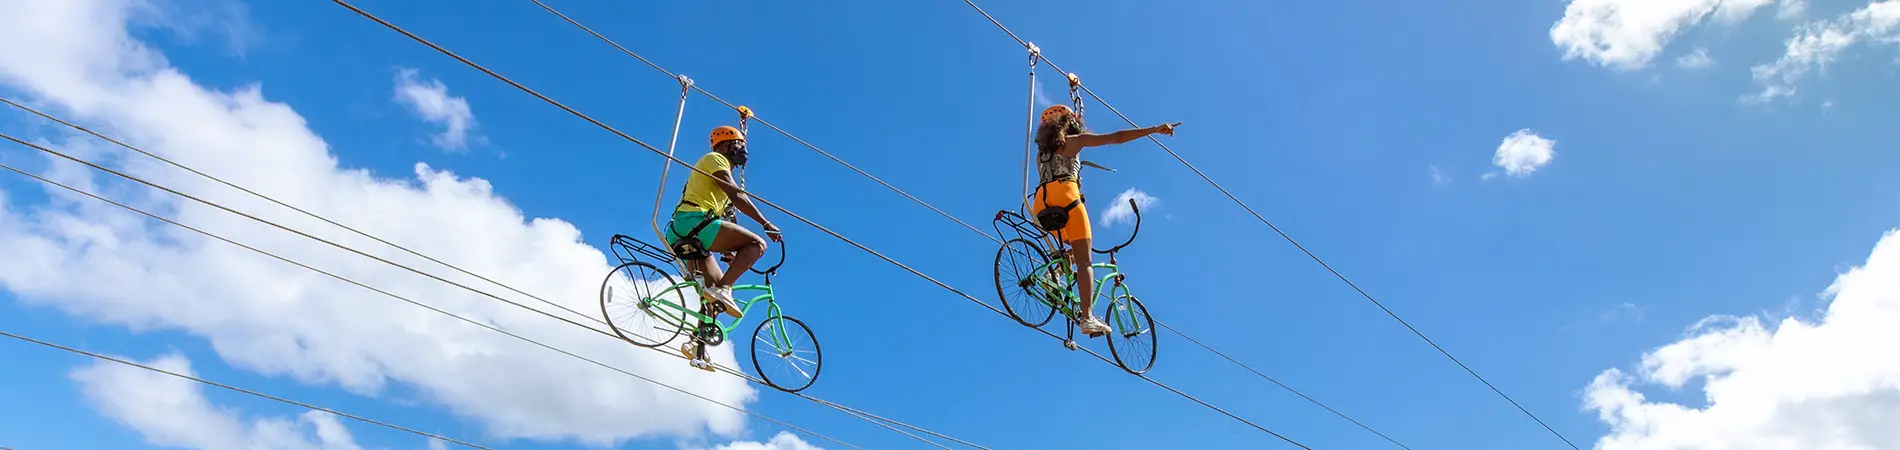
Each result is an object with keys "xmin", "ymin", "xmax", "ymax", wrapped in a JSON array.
[
  {"xmin": 598, "ymin": 233, "xmax": 822, "ymax": 392},
  {"xmin": 991, "ymin": 198, "xmax": 1157, "ymax": 374}
]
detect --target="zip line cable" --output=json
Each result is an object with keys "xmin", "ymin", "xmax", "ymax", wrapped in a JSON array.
[
  {"xmin": 0, "ymin": 120, "xmax": 966, "ymax": 449},
  {"xmin": 953, "ymin": 2, "xmax": 1580, "ymax": 448},
  {"xmin": 0, "ymin": 331, "xmax": 487, "ymax": 450},
  {"xmin": 517, "ymin": 1, "xmax": 1401, "ymax": 447},
  {"xmin": 523, "ymin": 0, "xmax": 995, "ymax": 242},
  {"xmin": 0, "ymin": 154, "xmax": 862, "ymax": 450},
  {"xmin": 328, "ymin": 1, "xmax": 1310, "ymax": 446}
]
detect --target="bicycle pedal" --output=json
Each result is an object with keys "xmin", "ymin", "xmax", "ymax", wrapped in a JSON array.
[{"xmin": 1063, "ymin": 340, "xmax": 1079, "ymax": 351}]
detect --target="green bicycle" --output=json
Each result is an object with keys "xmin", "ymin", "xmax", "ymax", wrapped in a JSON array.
[
  {"xmin": 598, "ymin": 233, "xmax": 822, "ymax": 392},
  {"xmin": 991, "ymin": 198, "xmax": 1157, "ymax": 375}
]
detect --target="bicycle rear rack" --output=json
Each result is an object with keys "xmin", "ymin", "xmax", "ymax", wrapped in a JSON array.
[
  {"xmin": 992, "ymin": 209, "xmax": 1048, "ymax": 242},
  {"xmin": 609, "ymin": 234, "xmax": 676, "ymax": 265}
]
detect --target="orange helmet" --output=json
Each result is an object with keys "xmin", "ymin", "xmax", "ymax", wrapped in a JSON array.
[
  {"xmin": 710, "ymin": 125, "xmax": 744, "ymax": 148},
  {"xmin": 1040, "ymin": 105, "xmax": 1073, "ymax": 124}
]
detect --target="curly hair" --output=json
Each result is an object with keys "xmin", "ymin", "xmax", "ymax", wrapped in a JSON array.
[{"xmin": 1034, "ymin": 115, "xmax": 1086, "ymax": 154}]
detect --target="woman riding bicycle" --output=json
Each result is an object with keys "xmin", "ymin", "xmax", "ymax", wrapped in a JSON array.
[
  {"xmin": 1031, "ymin": 104, "xmax": 1177, "ymax": 335},
  {"xmin": 667, "ymin": 125, "xmax": 783, "ymax": 319}
]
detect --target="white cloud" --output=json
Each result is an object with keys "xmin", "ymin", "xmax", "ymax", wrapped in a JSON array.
[
  {"xmin": 1677, "ymin": 47, "xmax": 1717, "ymax": 68},
  {"xmin": 1429, "ymin": 165, "xmax": 1449, "ymax": 186},
  {"xmin": 1551, "ymin": 0, "xmax": 1785, "ymax": 70},
  {"xmin": 1747, "ymin": 0, "xmax": 1900, "ymax": 103},
  {"xmin": 69, "ymin": 353, "xmax": 365, "ymax": 450},
  {"xmin": 706, "ymin": 432, "xmax": 823, "ymax": 450},
  {"xmin": 393, "ymin": 67, "xmax": 478, "ymax": 151},
  {"xmin": 0, "ymin": 0, "xmax": 754, "ymax": 446},
  {"xmin": 1487, "ymin": 129, "xmax": 1557, "ymax": 179},
  {"xmin": 1584, "ymin": 228, "xmax": 1900, "ymax": 449},
  {"xmin": 1099, "ymin": 188, "xmax": 1156, "ymax": 227}
]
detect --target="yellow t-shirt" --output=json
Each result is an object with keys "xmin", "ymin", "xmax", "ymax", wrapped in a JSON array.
[{"xmin": 676, "ymin": 152, "xmax": 733, "ymax": 214}]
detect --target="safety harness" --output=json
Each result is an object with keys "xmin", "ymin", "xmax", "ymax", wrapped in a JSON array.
[{"xmin": 1033, "ymin": 73, "xmax": 1089, "ymax": 234}]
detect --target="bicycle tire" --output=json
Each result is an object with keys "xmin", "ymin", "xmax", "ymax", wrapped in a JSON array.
[
  {"xmin": 994, "ymin": 238, "xmax": 1058, "ymax": 328},
  {"xmin": 1105, "ymin": 294, "xmax": 1157, "ymax": 375},
  {"xmin": 599, "ymin": 261, "xmax": 688, "ymax": 348},
  {"xmin": 751, "ymin": 315, "xmax": 822, "ymax": 393}
]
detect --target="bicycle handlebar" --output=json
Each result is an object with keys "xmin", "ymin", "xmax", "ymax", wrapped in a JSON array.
[
  {"xmin": 750, "ymin": 231, "xmax": 787, "ymax": 275},
  {"xmin": 1091, "ymin": 198, "xmax": 1142, "ymax": 254}
]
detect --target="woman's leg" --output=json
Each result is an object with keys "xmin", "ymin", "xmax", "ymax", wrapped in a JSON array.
[{"xmin": 1067, "ymin": 237, "xmax": 1095, "ymax": 318}]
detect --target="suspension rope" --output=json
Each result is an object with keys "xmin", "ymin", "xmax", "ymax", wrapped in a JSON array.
[
  {"xmin": 0, "ymin": 330, "xmax": 490, "ymax": 449},
  {"xmin": 0, "ymin": 153, "xmax": 862, "ymax": 449},
  {"xmin": 951, "ymin": 2, "xmax": 1579, "ymax": 449},
  {"xmin": 513, "ymin": 2, "xmax": 1403, "ymax": 447},
  {"xmin": 328, "ymin": 1, "xmax": 1309, "ymax": 446},
  {"xmin": 0, "ymin": 125, "xmax": 966, "ymax": 449},
  {"xmin": 1020, "ymin": 45, "xmax": 1039, "ymax": 217}
]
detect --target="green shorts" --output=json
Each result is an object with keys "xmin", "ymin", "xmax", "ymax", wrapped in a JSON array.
[{"xmin": 665, "ymin": 210, "xmax": 723, "ymax": 248}]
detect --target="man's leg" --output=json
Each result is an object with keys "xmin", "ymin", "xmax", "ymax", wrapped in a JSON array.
[{"xmin": 707, "ymin": 221, "xmax": 767, "ymax": 287}]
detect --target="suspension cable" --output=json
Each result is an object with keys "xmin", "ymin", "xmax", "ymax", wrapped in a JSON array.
[
  {"xmin": 523, "ymin": 0, "xmax": 995, "ymax": 242},
  {"xmin": 514, "ymin": 1, "xmax": 1399, "ymax": 447},
  {"xmin": 0, "ymin": 124, "xmax": 968, "ymax": 448},
  {"xmin": 0, "ymin": 330, "xmax": 489, "ymax": 449},
  {"xmin": 328, "ymin": 1, "xmax": 1310, "ymax": 446},
  {"xmin": 0, "ymin": 156, "xmax": 862, "ymax": 449},
  {"xmin": 951, "ymin": 2, "xmax": 1579, "ymax": 448}
]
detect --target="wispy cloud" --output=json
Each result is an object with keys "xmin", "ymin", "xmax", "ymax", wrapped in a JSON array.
[
  {"xmin": 1745, "ymin": 0, "xmax": 1900, "ymax": 104},
  {"xmin": 1429, "ymin": 165, "xmax": 1450, "ymax": 186},
  {"xmin": 1601, "ymin": 302, "xmax": 1647, "ymax": 324},
  {"xmin": 393, "ymin": 67, "xmax": 480, "ymax": 151},
  {"xmin": 1484, "ymin": 129, "xmax": 1557, "ymax": 180},
  {"xmin": 1100, "ymin": 189, "xmax": 1157, "ymax": 227},
  {"xmin": 1675, "ymin": 47, "xmax": 1715, "ymax": 69}
]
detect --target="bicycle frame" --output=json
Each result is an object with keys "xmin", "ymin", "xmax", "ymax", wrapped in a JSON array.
[{"xmin": 607, "ymin": 233, "xmax": 800, "ymax": 350}]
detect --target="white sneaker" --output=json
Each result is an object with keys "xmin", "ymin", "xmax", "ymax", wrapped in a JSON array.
[
  {"xmin": 703, "ymin": 285, "xmax": 743, "ymax": 319},
  {"xmin": 1079, "ymin": 316, "xmax": 1111, "ymax": 336}
]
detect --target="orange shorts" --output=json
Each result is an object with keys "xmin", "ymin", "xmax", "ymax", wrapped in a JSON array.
[{"xmin": 1033, "ymin": 180, "xmax": 1090, "ymax": 242}]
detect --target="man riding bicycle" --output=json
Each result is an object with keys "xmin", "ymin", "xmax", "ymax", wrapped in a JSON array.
[{"xmin": 666, "ymin": 125, "xmax": 783, "ymax": 321}]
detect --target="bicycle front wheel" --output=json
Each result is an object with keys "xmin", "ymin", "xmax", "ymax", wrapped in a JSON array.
[
  {"xmin": 1105, "ymin": 294, "xmax": 1157, "ymax": 375},
  {"xmin": 600, "ymin": 261, "xmax": 688, "ymax": 348},
  {"xmin": 751, "ymin": 315, "xmax": 822, "ymax": 393},
  {"xmin": 994, "ymin": 238, "xmax": 1057, "ymax": 328}
]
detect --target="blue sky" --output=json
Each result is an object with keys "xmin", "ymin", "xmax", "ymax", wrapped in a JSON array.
[{"xmin": 4, "ymin": 0, "xmax": 1900, "ymax": 449}]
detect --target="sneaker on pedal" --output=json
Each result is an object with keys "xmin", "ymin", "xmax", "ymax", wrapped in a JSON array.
[
  {"xmin": 679, "ymin": 342, "xmax": 714, "ymax": 372},
  {"xmin": 702, "ymin": 285, "xmax": 743, "ymax": 319},
  {"xmin": 1079, "ymin": 316, "xmax": 1111, "ymax": 336}
]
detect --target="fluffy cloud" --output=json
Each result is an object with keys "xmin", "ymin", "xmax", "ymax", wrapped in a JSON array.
[
  {"xmin": 1486, "ymin": 129, "xmax": 1556, "ymax": 179},
  {"xmin": 0, "ymin": 0, "xmax": 753, "ymax": 445},
  {"xmin": 1550, "ymin": 0, "xmax": 1785, "ymax": 70},
  {"xmin": 707, "ymin": 432, "xmax": 823, "ymax": 450},
  {"xmin": 393, "ymin": 68, "xmax": 478, "ymax": 151},
  {"xmin": 1747, "ymin": 0, "xmax": 1900, "ymax": 103},
  {"xmin": 1584, "ymin": 228, "xmax": 1900, "ymax": 449},
  {"xmin": 70, "ymin": 353, "xmax": 365, "ymax": 450},
  {"xmin": 1099, "ymin": 188, "xmax": 1156, "ymax": 227}
]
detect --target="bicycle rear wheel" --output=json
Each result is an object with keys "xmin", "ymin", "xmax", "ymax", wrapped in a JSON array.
[
  {"xmin": 600, "ymin": 261, "xmax": 689, "ymax": 348},
  {"xmin": 993, "ymin": 238, "xmax": 1058, "ymax": 328},
  {"xmin": 1105, "ymin": 294, "xmax": 1157, "ymax": 375},
  {"xmin": 751, "ymin": 315, "xmax": 822, "ymax": 392}
]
